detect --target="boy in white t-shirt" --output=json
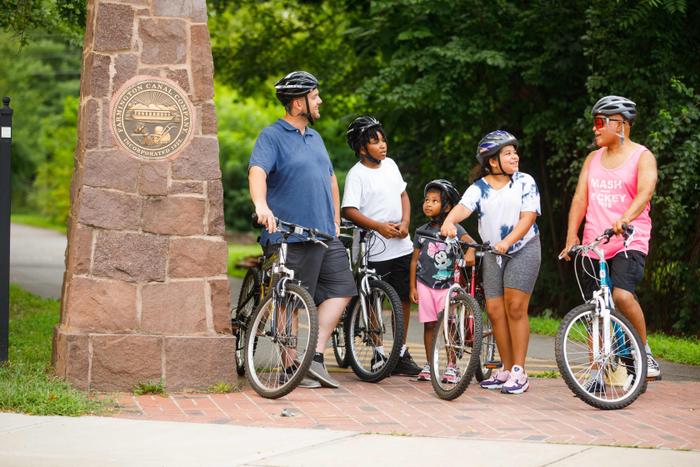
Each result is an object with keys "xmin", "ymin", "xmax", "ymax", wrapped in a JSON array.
[{"xmin": 341, "ymin": 116, "xmax": 421, "ymax": 376}]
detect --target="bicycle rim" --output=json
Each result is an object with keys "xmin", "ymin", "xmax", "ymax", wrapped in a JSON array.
[
  {"xmin": 431, "ymin": 293, "xmax": 482, "ymax": 400},
  {"xmin": 555, "ymin": 303, "xmax": 647, "ymax": 410},
  {"xmin": 244, "ymin": 283, "xmax": 318, "ymax": 399},
  {"xmin": 234, "ymin": 269, "xmax": 259, "ymax": 376},
  {"xmin": 345, "ymin": 280, "xmax": 404, "ymax": 382}
]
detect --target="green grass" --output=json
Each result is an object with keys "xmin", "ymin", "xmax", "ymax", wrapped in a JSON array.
[
  {"xmin": 133, "ymin": 379, "xmax": 166, "ymax": 396},
  {"xmin": 0, "ymin": 284, "xmax": 106, "ymax": 415},
  {"xmin": 529, "ymin": 315, "xmax": 561, "ymax": 337},
  {"xmin": 10, "ymin": 213, "xmax": 66, "ymax": 234},
  {"xmin": 530, "ymin": 315, "xmax": 700, "ymax": 366},
  {"xmin": 648, "ymin": 333, "xmax": 700, "ymax": 366},
  {"xmin": 227, "ymin": 243, "xmax": 262, "ymax": 278}
]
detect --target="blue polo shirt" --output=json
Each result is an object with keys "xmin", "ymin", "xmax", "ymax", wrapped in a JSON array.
[{"xmin": 249, "ymin": 119, "xmax": 336, "ymax": 244}]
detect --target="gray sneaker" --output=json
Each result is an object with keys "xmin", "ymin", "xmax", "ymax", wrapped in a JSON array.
[
  {"xmin": 297, "ymin": 377, "xmax": 322, "ymax": 389},
  {"xmin": 308, "ymin": 360, "xmax": 340, "ymax": 388}
]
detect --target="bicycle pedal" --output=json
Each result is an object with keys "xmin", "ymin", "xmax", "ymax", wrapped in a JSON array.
[
  {"xmin": 646, "ymin": 375, "xmax": 662, "ymax": 382},
  {"xmin": 485, "ymin": 360, "xmax": 501, "ymax": 369}
]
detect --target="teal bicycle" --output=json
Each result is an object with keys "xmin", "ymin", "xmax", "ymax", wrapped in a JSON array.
[{"xmin": 556, "ymin": 226, "xmax": 647, "ymax": 410}]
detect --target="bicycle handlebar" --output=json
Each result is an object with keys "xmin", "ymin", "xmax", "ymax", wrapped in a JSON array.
[
  {"xmin": 251, "ymin": 214, "xmax": 334, "ymax": 242},
  {"xmin": 559, "ymin": 224, "xmax": 635, "ymax": 260},
  {"xmin": 414, "ymin": 228, "xmax": 511, "ymax": 257}
]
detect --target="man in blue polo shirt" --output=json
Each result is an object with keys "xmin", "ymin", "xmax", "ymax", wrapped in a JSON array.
[{"xmin": 248, "ymin": 71, "xmax": 356, "ymax": 389}]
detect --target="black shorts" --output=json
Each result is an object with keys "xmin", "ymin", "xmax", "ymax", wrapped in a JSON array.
[
  {"xmin": 368, "ymin": 253, "xmax": 412, "ymax": 303},
  {"xmin": 264, "ymin": 238, "xmax": 357, "ymax": 306},
  {"xmin": 581, "ymin": 250, "xmax": 646, "ymax": 299}
]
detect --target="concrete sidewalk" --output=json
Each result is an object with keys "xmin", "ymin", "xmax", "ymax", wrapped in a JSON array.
[{"xmin": 1, "ymin": 413, "xmax": 698, "ymax": 467}]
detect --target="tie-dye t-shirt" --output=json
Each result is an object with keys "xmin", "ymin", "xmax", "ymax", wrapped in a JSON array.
[{"xmin": 460, "ymin": 172, "xmax": 541, "ymax": 254}]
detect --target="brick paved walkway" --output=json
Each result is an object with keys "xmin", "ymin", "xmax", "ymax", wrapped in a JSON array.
[{"xmin": 114, "ymin": 370, "xmax": 700, "ymax": 451}]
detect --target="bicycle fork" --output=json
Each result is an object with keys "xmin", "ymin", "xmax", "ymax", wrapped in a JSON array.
[{"xmin": 359, "ymin": 274, "xmax": 384, "ymax": 341}]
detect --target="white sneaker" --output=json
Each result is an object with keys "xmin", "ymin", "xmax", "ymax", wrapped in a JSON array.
[{"xmin": 646, "ymin": 354, "xmax": 661, "ymax": 378}]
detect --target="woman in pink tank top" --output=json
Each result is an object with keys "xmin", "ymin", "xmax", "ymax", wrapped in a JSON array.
[
  {"xmin": 582, "ymin": 145, "xmax": 652, "ymax": 259},
  {"xmin": 560, "ymin": 95, "xmax": 661, "ymax": 380}
]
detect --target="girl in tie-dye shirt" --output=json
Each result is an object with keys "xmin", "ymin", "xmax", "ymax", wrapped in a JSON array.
[{"xmin": 441, "ymin": 130, "xmax": 541, "ymax": 395}]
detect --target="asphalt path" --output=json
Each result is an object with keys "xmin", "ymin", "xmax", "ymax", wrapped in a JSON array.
[{"xmin": 9, "ymin": 222, "xmax": 700, "ymax": 381}]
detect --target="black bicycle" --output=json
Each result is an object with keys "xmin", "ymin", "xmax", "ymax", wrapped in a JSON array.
[
  {"xmin": 341, "ymin": 222, "xmax": 404, "ymax": 382},
  {"xmin": 330, "ymin": 226, "xmax": 354, "ymax": 369},
  {"xmin": 237, "ymin": 215, "xmax": 332, "ymax": 398}
]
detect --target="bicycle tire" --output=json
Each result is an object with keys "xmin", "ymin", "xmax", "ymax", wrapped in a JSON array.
[
  {"xmin": 233, "ymin": 268, "xmax": 260, "ymax": 376},
  {"xmin": 332, "ymin": 312, "xmax": 349, "ymax": 368},
  {"xmin": 344, "ymin": 280, "xmax": 404, "ymax": 382},
  {"xmin": 244, "ymin": 282, "xmax": 318, "ymax": 399},
  {"xmin": 430, "ymin": 292, "xmax": 482, "ymax": 400},
  {"xmin": 555, "ymin": 303, "xmax": 647, "ymax": 410},
  {"xmin": 476, "ymin": 307, "xmax": 496, "ymax": 382}
]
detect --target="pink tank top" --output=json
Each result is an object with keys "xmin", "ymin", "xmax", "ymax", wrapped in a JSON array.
[{"xmin": 582, "ymin": 145, "xmax": 652, "ymax": 259}]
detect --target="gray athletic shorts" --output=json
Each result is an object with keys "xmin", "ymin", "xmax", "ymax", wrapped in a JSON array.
[
  {"xmin": 482, "ymin": 236, "xmax": 541, "ymax": 299},
  {"xmin": 264, "ymin": 238, "xmax": 357, "ymax": 305}
]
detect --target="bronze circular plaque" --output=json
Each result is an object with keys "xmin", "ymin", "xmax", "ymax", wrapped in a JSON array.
[{"xmin": 112, "ymin": 78, "xmax": 194, "ymax": 160}]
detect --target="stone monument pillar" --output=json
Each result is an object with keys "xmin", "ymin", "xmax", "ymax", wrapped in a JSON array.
[{"xmin": 53, "ymin": 0, "xmax": 235, "ymax": 391}]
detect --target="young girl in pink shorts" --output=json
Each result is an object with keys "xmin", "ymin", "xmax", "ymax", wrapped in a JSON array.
[{"xmin": 409, "ymin": 180, "xmax": 475, "ymax": 381}]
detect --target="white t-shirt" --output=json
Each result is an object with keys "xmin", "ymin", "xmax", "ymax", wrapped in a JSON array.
[
  {"xmin": 460, "ymin": 172, "xmax": 541, "ymax": 254},
  {"xmin": 342, "ymin": 158, "xmax": 414, "ymax": 261}
]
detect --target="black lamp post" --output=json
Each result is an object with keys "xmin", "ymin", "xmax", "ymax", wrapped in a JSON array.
[{"xmin": 1, "ymin": 96, "xmax": 13, "ymax": 362}]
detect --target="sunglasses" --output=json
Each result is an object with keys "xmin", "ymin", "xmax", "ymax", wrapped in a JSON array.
[{"xmin": 593, "ymin": 116, "xmax": 624, "ymax": 130}]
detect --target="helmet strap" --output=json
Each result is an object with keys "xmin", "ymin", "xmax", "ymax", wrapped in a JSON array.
[
  {"xmin": 299, "ymin": 94, "xmax": 314, "ymax": 125},
  {"xmin": 492, "ymin": 155, "xmax": 513, "ymax": 180},
  {"xmin": 360, "ymin": 147, "xmax": 382, "ymax": 166}
]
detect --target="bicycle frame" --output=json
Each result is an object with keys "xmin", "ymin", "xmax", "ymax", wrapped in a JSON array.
[
  {"xmin": 588, "ymin": 243, "xmax": 613, "ymax": 362},
  {"xmin": 355, "ymin": 229, "xmax": 385, "ymax": 340},
  {"xmin": 441, "ymin": 238, "xmax": 470, "ymax": 351},
  {"xmin": 570, "ymin": 226, "xmax": 635, "ymax": 371},
  {"xmin": 257, "ymin": 219, "xmax": 330, "ymax": 348}
]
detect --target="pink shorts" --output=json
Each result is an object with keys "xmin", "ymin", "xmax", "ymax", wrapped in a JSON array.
[{"xmin": 417, "ymin": 281, "xmax": 450, "ymax": 323}]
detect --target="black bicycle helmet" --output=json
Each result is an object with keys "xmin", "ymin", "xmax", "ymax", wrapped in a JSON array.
[
  {"xmin": 346, "ymin": 115, "xmax": 385, "ymax": 155},
  {"xmin": 475, "ymin": 130, "xmax": 518, "ymax": 166},
  {"xmin": 591, "ymin": 95, "xmax": 637, "ymax": 122},
  {"xmin": 274, "ymin": 71, "xmax": 318, "ymax": 106},
  {"xmin": 424, "ymin": 179, "xmax": 460, "ymax": 214}
]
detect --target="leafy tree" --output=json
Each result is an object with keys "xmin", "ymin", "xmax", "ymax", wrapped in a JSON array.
[
  {"xmin": 212, "ymin": 0, "xmax": 700, "ymax": 333},
  {"xmin": 0, "ymin": 32, "xmax": 81, "ymax": 211},
  {"xmin": 31, "ymin": 95, "xmax": 79, "ymax": 225},
  {"xmin": 1, "ymin": 0, "xmax": 85, "ymax": 46}
]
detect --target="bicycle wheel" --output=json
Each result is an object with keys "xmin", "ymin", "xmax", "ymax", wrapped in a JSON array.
[
  {"xmin": 332, "ymin": 312, "xmax": 349, "ymax": 368},
  {"xmin": 344, "ymin": 280, "xmax": 404, "ymax": 382},
  {"xmin": 244, "ymin": 282, "xmax": 318, "ymax": 399},
  {"xmin": 430, "ymin": 292, "xmax": 482, "ymax": 400},
  {"xmin": 233, "ymin": 268, "xmax": 260, "ymax": 376},
  {"xmin": 555, "ymin": 303, "xmax": 647, "ymax": 410},
  {"xmin": 475, "ymin": 307, "xmax": 496, "ymax": 382}
]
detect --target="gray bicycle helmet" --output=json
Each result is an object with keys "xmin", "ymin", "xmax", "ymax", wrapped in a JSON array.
[
  {"xmin": 274, "ymin": 71, "xmax": 318, "ymax": 106},
  {"xmin": 424, "ymin": 179, "xmax": 460, "ymax": 214},
  {"xmin": 475, "ymin": 130, "xmax": 518, "ymax": 166},
  {"xmin": 346, "ymin": 115, "xmax": 385, "ymax": 155},
  {"xmin": 591, "ymin": 95, "xmax": 637, "ymax": 122}
]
